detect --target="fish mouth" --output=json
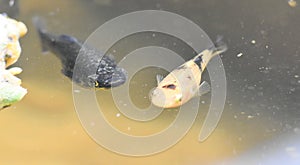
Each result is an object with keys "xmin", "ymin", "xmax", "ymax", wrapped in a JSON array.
[{"xmin": 150, "ymin": 88, "xmax": 167, "ymax": 108}]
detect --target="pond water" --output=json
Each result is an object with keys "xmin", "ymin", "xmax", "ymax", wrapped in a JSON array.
[{"xmin": 0, "ymin": 0, "xmax": 299, "ymax": 164}]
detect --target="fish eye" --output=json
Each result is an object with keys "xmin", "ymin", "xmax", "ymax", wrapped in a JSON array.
[
  {"xmin": 94, "ymin": 81, "xmax": 99, "ymax": 87},
  {"xmin": 162, "ymin": 84, "xmax": 176, "ymax": 90}
]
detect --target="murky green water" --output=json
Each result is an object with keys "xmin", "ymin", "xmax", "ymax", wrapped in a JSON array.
[{"xmin": 0, "ymin": 0, "xmax": 299, "ymax": 164}]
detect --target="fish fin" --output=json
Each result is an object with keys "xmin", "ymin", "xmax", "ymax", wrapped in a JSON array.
[
  {"xmin": 197, "ymin": 81, "xmax": 210, "ymax": 96},
  {"xmin": 41, "ymin": 42, "xmax": 49, "ymax": 53},
  {"xmin": 88, "ymin": 74, "xmax": 97, "ymax": 81},
  {"xmin": 32, "ymin": 16, "xmax": 47, "ymax": 35},
  {"xmin": 156, "ymin": 74, "xmax": 164, "ymax": 85},
  {"xmin": 196, "ymin": 37, "xmax": 227, "ymax": 70},
  {"xmin": 32, "ymin": 16, "xmax": 50, "ymax": 53},
  {"xmin": 61, "ymin": 67, "xmax": 73, "ymax": 78},
  {"xmin": 212, "ymin": 36, "xmax": 227, "ymax": 56},
  {"xmin": 87, "ymin": 74, "xmax": 98, "ymax": 87}
]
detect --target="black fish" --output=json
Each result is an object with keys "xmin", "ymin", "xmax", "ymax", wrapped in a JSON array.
[{"xmin": 32, "ymin": 17, "xmax": 127, "ymax": 88}]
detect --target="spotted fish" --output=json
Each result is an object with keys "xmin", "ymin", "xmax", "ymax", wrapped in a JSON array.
[
  {"xmin": 150, "ymin": 38, "xmax": 227, "ymax": 108},
  {"xmin": 32, "ymin": 17, "xmax": 127, "ymax": 88}
]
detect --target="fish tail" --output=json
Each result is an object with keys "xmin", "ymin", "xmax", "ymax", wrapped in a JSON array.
[
  {"xmin": 32, "ymin": 16, "xmax": 51, "ymax": 53},
  {"xmin": 211, "ymin": 36, "xmax": 227, "ymax": 57},
  {"xmin": 194, "ymin": 36, "xmax": 227, "ymax": 70},
  {"xmin": 32, "ymin": 16, "xmax": 47, "ymax": 34}
]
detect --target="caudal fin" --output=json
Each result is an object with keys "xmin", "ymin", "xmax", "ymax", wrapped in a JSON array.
[
  {"xmin": 32, "ymin": 16, "xmax": 50, "ymax": 52},
  {"xmin": 32, "ymin": 16, "xmax": 47, "ymax": 34},
  {"xmin": 211, "ymin": 36, "xmax": 227, "ymax": 56},
  {"xmin": 194, "ymin": 36, "xmax": 227, "ymax": 70}
]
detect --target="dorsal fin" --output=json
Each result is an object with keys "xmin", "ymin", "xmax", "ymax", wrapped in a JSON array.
[{"xmin": 156, "ymin": 74, "xmax": 164, "ymax": 85}]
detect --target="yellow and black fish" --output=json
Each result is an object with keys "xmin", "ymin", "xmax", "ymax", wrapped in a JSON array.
[
  {"xmin": 150, "ymin": 38, "xmax": 227, "ymax": 108},
  {"xmin": 32, "ymin": 17, "xmax": 127, "ymax": 88}
]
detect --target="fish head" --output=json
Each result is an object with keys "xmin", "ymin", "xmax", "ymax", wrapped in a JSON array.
[
  {"xmin": 150, "ymin": 76, "xmax": 184, "ymax": 108},
  {"xmin": 89, "ymin": 66, "xmax": 127, "ymax": 88}
]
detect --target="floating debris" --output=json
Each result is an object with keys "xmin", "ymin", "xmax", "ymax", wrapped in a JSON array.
[
  {"xmin": 288, "ymin": 0, "xmax": 297, "ymax": 7},
  {"xmin": 251, "ymin": 40, "xmax": 256, "ymax": 44},
  {"xmin": 0, "ymin": 13, "xmax": 27, "ymax": 109},
  {"xmin": 237, "ymin": 52, "xmax": 243, "ymax": 57}
]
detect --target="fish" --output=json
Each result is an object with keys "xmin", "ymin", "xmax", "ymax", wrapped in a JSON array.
[
  {"xmin": 32, "ymin": 17, "xmax": 127, "ymax": 88},
  {"xmin": 150, "ymin": 38, "xmax": 227, "ymax": 108}
]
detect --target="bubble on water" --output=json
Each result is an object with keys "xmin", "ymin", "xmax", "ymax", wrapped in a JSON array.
[{"xmin": 247, "ymin": 86, "xmax": 255, "ymax": 90}]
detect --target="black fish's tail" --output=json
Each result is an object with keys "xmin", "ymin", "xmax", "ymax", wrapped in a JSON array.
[
  {"xmin": 32, "ymin": 16, "xmax": 47, "ymax": 34},
  {"xmin": 32, "ymin": 16, "xmax": 53, "ymax": 53}
]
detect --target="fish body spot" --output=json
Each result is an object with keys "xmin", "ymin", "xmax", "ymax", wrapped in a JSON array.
[
  {"xmin": 162, "ymin": 84, "xmax": 176, "ymax": 90},
  {"xmin": 193, "ymin": 56, "xmax": 203, "ymax": 70}
]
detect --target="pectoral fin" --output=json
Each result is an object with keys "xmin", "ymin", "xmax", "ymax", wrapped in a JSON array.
[
  {"xmin": 197, "ymin": 81, "xmax": 210, "ymax": 96},
  {"xmin": 88, "ymin": 74, "xmax": 98, "ymax": 81},
  {"xmin": 156, "ymin": 74, "xmax": 164, "ymax": 85}
]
